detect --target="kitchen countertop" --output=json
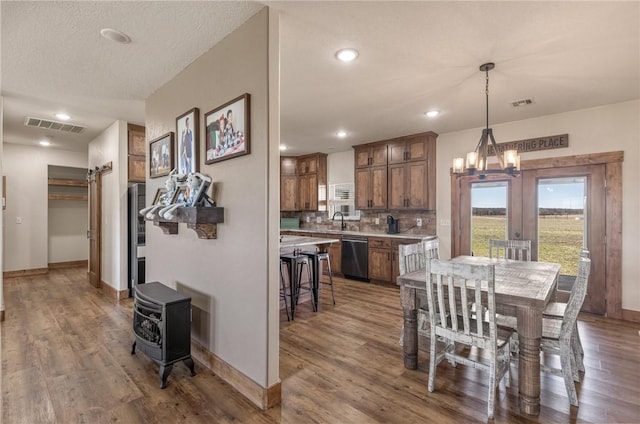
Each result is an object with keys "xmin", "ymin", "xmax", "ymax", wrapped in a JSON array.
[{"xmin": 280, "ymin": 228, "xmax": 436, "ymax": 241}]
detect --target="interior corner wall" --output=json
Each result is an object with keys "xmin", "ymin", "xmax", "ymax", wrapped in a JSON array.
[
  {"xmin": 145, "ymin": 8, "xmax": 274, "ymax": 387},
  {"xmin": 1, "ymin": 97, "xmax": 4, "ymax": 316},
  {"xmin": 2, "ymin": 143, "xmax": 87, "ymax": 272},
  {"xmin": 88, "ymin": 120, "xmax": 129, "ymax": 291},
  {"xmin": 436, "ymin": 100, "xmax": 640, "ymax": 312}
]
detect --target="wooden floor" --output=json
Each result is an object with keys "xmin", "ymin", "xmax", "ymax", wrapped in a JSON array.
[{"xmin": 2, "ymin": 267, "xmax": 639, "ymax": 423}]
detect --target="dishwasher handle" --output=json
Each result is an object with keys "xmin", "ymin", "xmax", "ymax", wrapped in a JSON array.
[{"xmin": 342, "ymin": 237, "xmax": 368, "ymax": 244}]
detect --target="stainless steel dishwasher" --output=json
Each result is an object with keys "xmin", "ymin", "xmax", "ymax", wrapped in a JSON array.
[{"xmin": 341, "ymin": 237, "xmax": 369, "ymax": 281}]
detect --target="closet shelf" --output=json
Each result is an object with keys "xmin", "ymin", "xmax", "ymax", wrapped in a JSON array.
[
  {"xmin": 48, "ymin": 194, "xmax": 88, "ymax": 201},
  {"xmin": 48, "ymin": 178, "xmax": 88, "ymax": 187}
]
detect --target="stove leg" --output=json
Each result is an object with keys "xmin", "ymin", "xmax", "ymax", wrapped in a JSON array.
[
  {"xmin": 159, "ymin": 364, "xmax": 173, "ymax": 389},
  {"xmin": 184, "ymin": 357, "xmax": 196, "ymax": 376},
  {"xmin": 131, "ymin": 340, "xmax": 136, "ymax": 355}
]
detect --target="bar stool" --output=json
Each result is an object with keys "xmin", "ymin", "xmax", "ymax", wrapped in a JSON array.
[
  {"xmin": 300, "ymin": 250, "xmax": 336, "ymax": 306},
  {"xmin": 279, "ymin": 259, "xmax": 291, "ymax": 321},
  {"xmin": 280, "ymin": 252, "xmax": 315, "ymax": 319}
]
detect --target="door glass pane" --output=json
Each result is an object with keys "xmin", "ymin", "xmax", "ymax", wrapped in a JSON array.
[
  {"xmin": 538, "ymin": 177, "xmax": 586, "ymax": 289},
  {"xmin": 471, "ymin": 181, "xmax": 508, "ymax": 257}
]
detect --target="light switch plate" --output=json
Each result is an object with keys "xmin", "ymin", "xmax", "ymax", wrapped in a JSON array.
[
  {"xmin": 316, "ymin": 217, "xmax": 322, "ymax": 224},
  {"xmin": 440, "ymin": 219, "xmax": 451, "ymax": 226},
  {"xmin": 16, "ymin": 217, "xmax": 22, "ymax": 224},
  {"xmin": 416, "ymin": 218, "xmax": 422, "ymax": 227}
]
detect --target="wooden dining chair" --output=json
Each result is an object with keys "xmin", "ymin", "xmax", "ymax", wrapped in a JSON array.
[
  {"xmin": 540, "ymin": 255, "xmax": 591, "ymax": 406},
  {"xmin": 398, "ymin": 237, "xmax": 439, "ymax": 345},
  {"xmin": 489, "ymin": 239, "xmax": 532, "ymax": 261},
  {"xmin": 425, "ymin": 258, "xmax": 513, "ymax": 420},
  {"xmin": 543, "ymin": 248, "xmax": 589, "ymax": 372}
]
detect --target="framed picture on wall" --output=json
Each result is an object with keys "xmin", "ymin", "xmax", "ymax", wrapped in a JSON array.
[
  {"xmin": 176, "ymin": 108, "xmax": 199, "ymax": 175},
  {"xmin": 149, "ymin": 132, "xmax": 174, "ymax": 179},
  {"xmin": 205, "ymin": 93, "xmax": 250, "ymax": 164}
]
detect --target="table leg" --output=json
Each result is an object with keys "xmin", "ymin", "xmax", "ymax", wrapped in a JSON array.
[
  {"xmin": 517, "ymin": 307, "xmax": 543, "ymax": 416},
  {"xmin": 400, "ymin": 286, "xmax": 418, "ymax": 369}
]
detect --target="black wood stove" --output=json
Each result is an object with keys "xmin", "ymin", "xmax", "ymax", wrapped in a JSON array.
[{"xmin": 131, "ymin": 282, "xmax": 195, "ymax": 388}]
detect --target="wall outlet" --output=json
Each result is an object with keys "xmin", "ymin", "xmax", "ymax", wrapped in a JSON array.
[
  {"xmin": 16, "ymin": 217, "xmax": 22, "ymax": 224},
  {"xmin": 375, "ymin": 218, "xmax": 380, "ymax": 225},
  {"xmin": 306, "ymin": 216, "xmax": 310, "ymax": 223},
  {"xmin": 316, "ymin": 216, "xmax": 322, "ymax": 224},
  {"xmin": 416, "ymin": 218, "xmax": 422, "ymax": 227}
]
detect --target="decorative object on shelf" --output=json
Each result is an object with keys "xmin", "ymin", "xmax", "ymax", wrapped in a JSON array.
[
  {"xmin": 140, "ymin": 170, "xmax": 180, "ymax": 220},
  {"xmin": 176, "ymin": 108, "xmax": 199, "ymax": 175},
  {"xmin": 149, "ymin": 132, "xmax": 175, "ymax": 179},
  {"xmin": 452, "ymin": 63, "xmax": 520, "ymax": 179},
  {"xmin": 141, "ymin": 171, "xmax": 222, "ymax": 239},
  {"xmin": 204, "ymin": 93, "xmax": 250, "ymax": 164},
  {"xmin": 158, "ymin": 172, "xmax": 214, "ymax": 220}
]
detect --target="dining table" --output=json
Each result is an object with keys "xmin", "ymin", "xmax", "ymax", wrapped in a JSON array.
[
  {"xmin": 397, "ymin": 255, "xmax": 561, "ymax": 416},
  {"xmin": 279, "ymin": 235, "xmax": 340, "ymax": 314}
]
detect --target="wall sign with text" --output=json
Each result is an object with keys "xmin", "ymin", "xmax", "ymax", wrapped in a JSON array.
[{"xmin": 487, "ymin": 134, "xmax": 569, "ymax": 156}]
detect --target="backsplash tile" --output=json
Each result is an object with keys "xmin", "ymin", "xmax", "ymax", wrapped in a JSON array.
[{"xmin": 280, "ymin": 210, "xmax": 436, "ymax": 236}]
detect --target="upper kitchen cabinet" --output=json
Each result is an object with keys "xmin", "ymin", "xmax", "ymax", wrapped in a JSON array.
[
  {"xmin": 280, "ymin": 153, "xmax": 327, "ymax": 212},
  {"xmin": 354, "ymin": 144, "xmax": 387, "ymax": 168},
  {"xmin": 353, "ymin": 131, "xmax": 437, "ymax": 211},
  {"xmin": 280, "ymin": 157, "xmax": 298, "ymax": 211}
]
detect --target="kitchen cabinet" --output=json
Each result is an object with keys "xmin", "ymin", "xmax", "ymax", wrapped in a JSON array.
[
  {"xmin": 280, "ymin": 157, "xmax": 298, "ymax": 211},
  {"xmin": 279, "ymin": 153, "xmax": 326, "ymax": 212},
  {"xmin": 353, "ymin": 131, "xmax": 437, "ymax": 212},
  {"xmin": 388, "ymin": 161, "xmax": 429, "ymax": 210},
  {"xmin": 355, "ymin": 166, "xmax": 387, "ymax": 210},
  {"xmin": 128, "ymin": 123, "xmax": 146, "ymax": 183},
  {"xmin": 354, "ymin": 144, "xmax": 387, "ymax": 168},
  {"xmin": 368, "ymin": 237, "xmax": 392, "ymax": 282}
]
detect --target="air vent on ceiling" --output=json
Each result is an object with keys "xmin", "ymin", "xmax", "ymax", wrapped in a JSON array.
[
  {"xmin": 510, "ymin": 98, "xmax": 534, "ymax": 108},
  {"xmin": 24, "ymin": 117, "xmax": 85, "ymax": 133}
]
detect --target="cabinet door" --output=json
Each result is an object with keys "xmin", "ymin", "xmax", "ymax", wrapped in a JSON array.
[
  {"xmin": 298, "ymin": 156, "xmax": 317, "ymax": 175},
  {"xmin": 281, "ymin": 175, "xmax": 298, "ymax": 211},
  {"xmin": 406, "ymin": 161, "xmax": 428, "ymax": 209},
  {"xmin": 369, "ymin": 248, "xmax": 392, "ymax": 281},
  {"xmin": 355, "ymin": 168, "xmax": 372, "ymax": 209},
  {"xmin": 298, "ymin": 175, "xmax": 310, "ymax": 210},
  {"xmin": 307, "ymin": 173, "xmax": 318, "ymax": 211},
  {"xmin": 370, "ymin": 166, "xmax": 388, "ymax": 209},
  {"xmin": 406, "ymin": 138, "xmax": 428, "ymax": 162},
  {"xmin": 281, "ymin": 157, "xmax": 297, "ymax": 176},
  {"xmin": 354, "ymin": 146, "xmax": 372, "ymax": 168},
  {"xmin": 387, "ymin": 141, "xmax": 407, "ymax": 164},
  {"xmin": 328, "ymin": 241, "xmax": 341, "ymax": 275},
  {"xmin": 370, "ymin": 144, "xmax": 388, "ymax": 166},
  {"xmin": 388, "ymin": 163, "xmax": 407, "ymax": 209},
  {"xmin": 128, "ymin": 126, "xmax": 146, "ymax": 156}
]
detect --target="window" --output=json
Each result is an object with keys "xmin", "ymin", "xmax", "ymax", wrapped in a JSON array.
[{"xmin": 328, "ymin": 183, "xmax": 360, "ymax": 220}]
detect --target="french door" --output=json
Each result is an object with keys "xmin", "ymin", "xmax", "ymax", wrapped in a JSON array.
[{"xmin": 453, "ymin": 164, "xmax": 607, "ymax": 314}]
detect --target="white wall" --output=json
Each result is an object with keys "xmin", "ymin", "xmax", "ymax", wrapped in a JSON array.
[
  {"xmin": 436, "ymin": 100, "xmax": 640, "ymax": 312},
  {"xmin": 327, "ymin": 149, "xmax": 354, "ymax": 184},
  {"xmin": 88, "ymin": 120, "xmax": 129, "ymax": 291},
  {"xmin": 48, "ymin": 200, "xmax": 88, "ymax": 263},
  {"xmin": 2, "ymin": 143, "xmax": 87, "ymax": 272},
  {"xmin": 145, "ymin": 8, "xmax": 279, "ymax": 388}
]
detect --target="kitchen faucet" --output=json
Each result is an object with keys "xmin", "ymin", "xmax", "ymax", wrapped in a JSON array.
[{"xmin": 331, "ymin": 211, "xmax": 346, "ymax": 230}]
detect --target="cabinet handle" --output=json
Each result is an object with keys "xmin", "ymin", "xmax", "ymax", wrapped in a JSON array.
[{"xmin": 404, "ymin": 151, "xmax": 408, "ymax": 161}]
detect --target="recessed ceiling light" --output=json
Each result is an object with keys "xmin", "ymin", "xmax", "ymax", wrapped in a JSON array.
[
  {"xmin": 56, "ymin": 113, "xmax": 70, "ymax": 121},
  {"xmin": 100, "ymin": 28, "xmax": 131, "ymax": 44},
  {"xmin": 425, "ymin": 110, "xmax": 439, "ymax": 118},
  {"xmin": 39, "ymin": 140, "xmax": 51, "ymax": 146},
  {"xmin": 279, "ymin": 145, "xmax": 287, "ymax": 151},
  {"xmin": 335, "ymin": 48, "xmax": 359, "ymax": 62},
  {"xmin": 336, "ymin": 130, "xmax": 348, "ymax": 138}
]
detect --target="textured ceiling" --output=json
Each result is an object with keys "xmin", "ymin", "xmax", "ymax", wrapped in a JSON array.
[{"xmin": 2, "ymin": 1, "xmax": 639, "ymax": 155}]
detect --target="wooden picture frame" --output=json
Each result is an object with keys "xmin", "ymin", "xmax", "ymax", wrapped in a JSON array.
[
  {"xmin": 149, "ymin": 132, "xmax": 174, "ymax": 179},
  {"xmin": 152, "ymin": 187, "xmax": 168, "ymax": 205},
  {"xmin": 205, "ymin": 93, "xmax": 250, "ymax": 164},
  {"xmin": 176, "ymin": 108, "xmax": 199, "ymax": 175}
]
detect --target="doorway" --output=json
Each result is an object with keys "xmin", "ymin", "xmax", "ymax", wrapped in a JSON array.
[{"xmin": 452, "ymin": 152, "xmax": 622, "ymax": 317}]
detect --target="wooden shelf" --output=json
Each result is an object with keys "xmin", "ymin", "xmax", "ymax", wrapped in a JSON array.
[
  {"xmin": 48, "ymin": 194, "xmax": 88, "ymax": 201},
  {"xmin": 48, "ymin": 178, "xmax": 88, "ymax": 187},
  {"xmin": 148, "ymin": 206, "xmax": 224, "ymax": 239}
]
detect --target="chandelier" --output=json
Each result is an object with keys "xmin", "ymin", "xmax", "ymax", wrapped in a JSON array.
[{"xmin": 452, "ymin": 63, "xmax": 520, "ymax": 178}]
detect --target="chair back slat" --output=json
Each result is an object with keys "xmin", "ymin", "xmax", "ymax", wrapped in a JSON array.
[
  {"xmin": 399, "ymin": 243, "xmax": 425, "ymax": 276},
  {"xmin": 489, "ymin": 239, "xmax": 531, "ymax": 261}
]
